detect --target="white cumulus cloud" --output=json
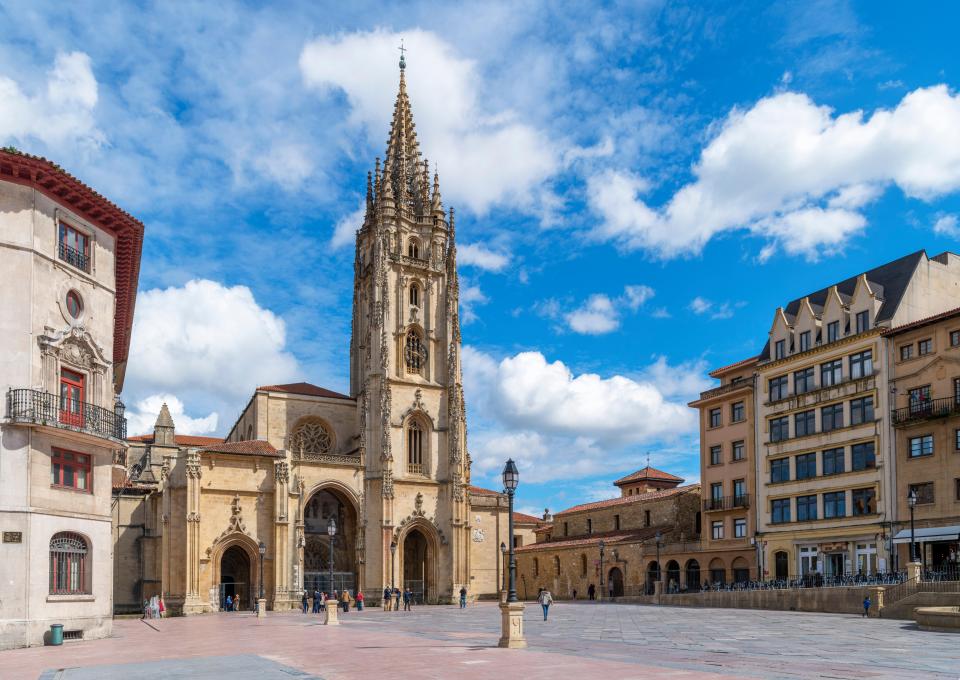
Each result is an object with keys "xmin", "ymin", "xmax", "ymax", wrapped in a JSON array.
[
  {"xmin": 458, "ymin": 243, "xmax": 511, "ymax": 271},
  {"xmin": 588, "ymin": 85, "xmax": 960, "ymax": 260},
  {"xmin": 933, "ymin": 213, "xmax": 960, "ymax": 238},
  {"xmin": 564, "ymin": 284, "xmax": 655, "ymax": 335},
  {"xmin": 299, "ymin": 28, "xmax": 558, "ymax": 215},
  {"xmin": 126, "ymin": 394, "xmax": 218, "ymax": 437}
]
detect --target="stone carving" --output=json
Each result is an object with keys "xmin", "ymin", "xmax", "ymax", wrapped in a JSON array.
[
  {"xmin": 274, "ymin": 460, "xmax": 289, "ymax": 484},
  {"xmin": 472, "ymin": 528, "xmax": 485, "ymax": 543},
  {"xmin": 186, "ymin": 512, "xmax": 201, "ymax": 523},
  {"xmin": 414, "ymin": 492, "xmax": 424, "ymax": 515},
  {"xmin": 38, "ymin": 326, "xmax": 109, "ymax": 369},
  {"xmin": 185, "ymin": 451, "xmax": 202, "ymax": 479},
  {"xmin": 382, "ymin": 468, "xmax": 394, "ymax": 498},
  {"xmin": 214, "ymin": 494, "xmax": 248, "ymax": 544},
  {"xmin": 288, "ymin": 418, "xmax": 334, "ymax": 458},
  {"xmin": 393, "ymin": 515, "xmax": 448, "ymax": 546}
]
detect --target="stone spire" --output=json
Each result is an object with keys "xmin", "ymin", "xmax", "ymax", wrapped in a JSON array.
[
  {"xmin": 383, "ymin": 53, "xmax": 424, "ymax": 215},
  {"xmin": 153, "ymin": 402, "xmax": 175, "ymax": 446}
]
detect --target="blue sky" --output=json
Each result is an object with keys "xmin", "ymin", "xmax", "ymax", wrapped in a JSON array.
[{"xmin": 2, "ymin": 1, "xmax": 959, "ymax": 516}]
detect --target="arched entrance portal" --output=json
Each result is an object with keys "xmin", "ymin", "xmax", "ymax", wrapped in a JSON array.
[
  {"xmin": 220, "ymin": 545, "xmax": 251, "ymax": 611},
  {"xmin": 303, "ymin": 487, "xmax": 358, "ymax": 596},
  {"xmin": 607, "ymin": 567, "xmax": 624, "ymax": 597},
  {"xmin": 665, "ymin": 560, "xmax": 680, "ymax": 592},
  {"xmin": 685, "ymin": 559, "xmax": 701, "ymax": 591},
  {"xmin": 402, "ymin": 528, "xmax": 433, "ymax": 604},
  {"xmin": 646, "ymin": 560, "xmax": 661, "ymax": 595}
]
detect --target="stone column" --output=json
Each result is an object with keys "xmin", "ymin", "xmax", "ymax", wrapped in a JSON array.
[
  {"xmin": 273, "ymin": 460, "xmax": 290, "ymax": 610},
  {"xmin": 498, "ymin": 601, "xmax": 527, "ymax": 648},
  {"xmin": 182, "ymin": 450, "xmax": 206, "ymax": 614}
]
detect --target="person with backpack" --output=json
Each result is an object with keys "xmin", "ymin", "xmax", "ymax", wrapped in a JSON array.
[
  {"xmin": 538, "ymin": 589, "xmax": 554, "ymax": 621},
  {"xmin": 459, "ymin": 586, "xmax": 467, "ymax": 609},
  {"xmin": 383, "ymin": 587, "xmax": 392, "ymax": 611}
]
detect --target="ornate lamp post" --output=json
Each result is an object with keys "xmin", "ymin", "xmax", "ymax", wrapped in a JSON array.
[
  {"xmin": 257, "ymin": 540, "xmax": 266, "ymax": 618},
  {"xmin": 324, "ymin": 518, "xmax": 339, "ymax": 625},
  {"xmin": 498, "ymin": 459, "xmax": 526, "ymax": 648},
  {"xmin": 598, "ymin": 540, "xmax": 605, "ymax": 601},
  {"xmin": 500, "ymin": 541, "xmax": 508, "ymax": 597},
  {"xmin": 908, "ymin": 487, "xmax": 919, "ymax": 568}
]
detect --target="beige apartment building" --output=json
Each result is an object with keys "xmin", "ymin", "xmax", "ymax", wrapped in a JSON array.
[
  {"xmin": 514, "ymin": 467, "xmax": 703, "ymax": 598},
  {"xmin": 884, "ymin": 307, "xmax": 960, "ymax": 572},
  {"xmin": 756, "ymin": 251, "xmax": 960, "ymax": 582},
  {"xmin": 689, "ymin": 357, "xmax": 759, "ymax": 581},
  {"xmin": 0, "ymin": 149, "xmax": 144, "ymax": 648}
]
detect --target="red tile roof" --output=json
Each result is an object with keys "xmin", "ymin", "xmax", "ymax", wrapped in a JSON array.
[
  {"xmin": 128, "ymin": 434, "xmax": 224, "ymax": 446},
  {"xmin": 512, "ymin": 512, "xmax": 544, "ymax": 525},
  {"xmin": 258, "ymin": 382, "xmax": 353, "ymax": 400},
  {"xmin": 534, "ymin": 524, "xmax": 554, "ymax": 533},
  {"xmin": 516, "ymin": 527, "xmax": 663, "ymax": 553},
  {"xmin": 708, "ymin": 355, "xmax": 759, "ymax": 378},
  {"xmin": 0, "ymin": 149, "xmax": 144, "ymax": 389},
  {"xmin": 556, "ymin": 484, "xmax": 699, "ymax": 516},
  {"xmin": 613, "ymin": 466, "xmax": 684, "ymax": 486},
  {"xmin": 112, "ymin": 467, "xmax": 129, "ymax": 489},
  {"xmin": 468, "ymin": 485, "xmax": 503, "ymax": 497},
  {"xmin": 882, "ymin": 305, "xmax": 960, "ymax": 336},
  {"xmin": 200, "ymin": 440, "xmax": 280, "ymax": 457}
]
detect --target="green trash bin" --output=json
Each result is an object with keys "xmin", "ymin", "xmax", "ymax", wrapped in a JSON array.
[{"xmin": 49, "ymin": 624, "xmax": 64, "ymax": 646}]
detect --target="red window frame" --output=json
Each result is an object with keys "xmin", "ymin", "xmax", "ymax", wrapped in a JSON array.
[
  {"xmin": 51, "ymin": 447, "xmax": 92, "ymax": 492},
  {"xmin": 59, "ymin": 369, "xmax": 85, "ymax": 428},
  {"xmin": 58, "ymin": 222, "xmax": 91, "ymax": 270}
]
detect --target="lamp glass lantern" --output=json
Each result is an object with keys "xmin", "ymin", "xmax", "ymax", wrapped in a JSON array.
[{"xmin": 502, "ymin": 459, "xmax": 519, "ymax": 492}]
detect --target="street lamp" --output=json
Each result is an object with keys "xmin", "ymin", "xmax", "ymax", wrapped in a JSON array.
[
  {"xmin": 390, "ymin": 540, "xmax": 397, "ymax": 592},
  {"xmin": 655, "ymin": 531, "xmax": 662, "ymax": 582},
  {"xmin": 598, "ymin": 540, "xmax": 605, "ymax": 601},
  {"xmin": 258, "ymin": 540, "xmax": 266, "ymax": 601},
  {"xmin": 327, "ymin": 517, "xmax": 337, "ymax": 596},
  {"xmin": 502, "ymin": 459, "xmax": 519, "ymax": 603},
  {"xmin": 500, "ymin": 542, "xmax": 507, "ymax": 592},
  {"xmin": 907, "ymin": 487, "xmax": 918, "ymax": 564}
]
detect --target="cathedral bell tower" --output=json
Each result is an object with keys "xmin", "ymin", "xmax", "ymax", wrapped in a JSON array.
[{"xmin": 350, "ymin": 52, "xmax": 470, "ymax": 603}]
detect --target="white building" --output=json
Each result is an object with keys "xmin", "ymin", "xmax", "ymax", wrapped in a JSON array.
[{"xmin": 0, "ymin": 149, "xmax": 143, "ymax": 649}]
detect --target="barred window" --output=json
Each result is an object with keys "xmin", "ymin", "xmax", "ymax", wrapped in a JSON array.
[
  {"xmin": 404, "ymin": 329, "xmax": 427, "ymax": 373},
  {"xmin": 50, "ymin": 532, "xmax": 89, "ymax": 595},
  {"xmin": 407, "ymin": 419, "xmax": 424, "ymax": 474}
]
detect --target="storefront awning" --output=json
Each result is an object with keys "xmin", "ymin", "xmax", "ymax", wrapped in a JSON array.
[{"xmin": 891, "ymin": 526, "xmax": 960, "ymax": 544}]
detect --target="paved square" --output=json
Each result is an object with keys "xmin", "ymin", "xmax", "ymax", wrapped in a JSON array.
[{"xmin": 2, "ymin": 602, "xmax": 954, "ymax": 679}]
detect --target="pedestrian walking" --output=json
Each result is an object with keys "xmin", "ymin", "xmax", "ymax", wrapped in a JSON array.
[
  {"xmin": 301, "ymin": 591, "xmax": 308, "ymax": 613},
  {"xmin": 608, "ymin": 582, "xmax": 614, "ymax": 599},
  {"xmin": 225, "ymin": 594, "xmax": 233, "ymax": 613},
  {"xmin": 587, "ymin": 583, "xmax": 595, "ymax": 600},
  {"xmin": 341, "ymin": 589, "xmax": 350, "ymax": 613},
  {"xmin": 356, "ymin": 590, "xmax": 364, "ymax": 611},
  {"xmin": 158, "ymin": 596, "xmax": 166, "ymax": 618},
  {"xmin": 459, "ymin": 586, "xmax": 467, "ymax": 609},
  {"xmin": 383, "ymin": 587, "xmax": 392, "ymax": 611},
  {"xmin": 863, "ymin": 595, "xmax": 871, "ymax": 618},
  {"xmin": 313, "ymin": 589, "xmax": 322, "ymax": 614},
  {"xmin": 403, "ymin": 587, "xmax": 412, "ymax": 611},
  {"xmin": 538, "ymin": 589, "xmax": 553, "ymax": 621},
  {"xmin": 572, "ymin": 589, "xmax": 578, "ymax": 600},
  {"xmin": 141, "ymin": 599, "xmax": 151, "ymax": 620},
  {"xmin": 320, "ymin": 591, "xmax": 327, "ymax": 612},
  {"xmin": 393, "ymin": 587, "xmax": 401, "ymax": 611}
]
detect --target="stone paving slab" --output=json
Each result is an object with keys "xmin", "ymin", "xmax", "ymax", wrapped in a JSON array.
[
  {"xmin": 36, "ymin": 654, "xmax": 320, "ymax": 679},
  {"xmin": 0, "ymin": 602, "xmax": 955, "ymax": 680}
]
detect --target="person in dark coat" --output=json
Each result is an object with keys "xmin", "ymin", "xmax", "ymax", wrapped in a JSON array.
[{"xmin": 301, "ymin": 591, "xmax": 308, "ymax": 614}]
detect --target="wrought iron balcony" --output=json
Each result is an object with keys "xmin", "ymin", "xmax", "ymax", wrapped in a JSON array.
[
  {"xmin": 58, "ymin": 241, "xmax": 90, "ymax": 272},
  {"xmin": 703, "ymin": 494, "xmax": 751, "ymax": 512},
  {"xmin": 5, "ymin": 388, "xmax": 126, "ymax": 442},
  {"xmin": 696, "ymin": 376, "xmax": 756, "ymax": 401},
  {"xmin": 892, "ymin": 397, "xmax": 960, "ymax": 427}
]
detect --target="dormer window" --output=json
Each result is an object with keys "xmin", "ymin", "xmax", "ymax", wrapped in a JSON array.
[
  {"xmin": 799, "ymin": 331, "xmax": 811, "ymax": 352},
  {"xmin": 855, "ymin": 310, "xmax": 870, "ymax": 334},
  {"xmin": 827, "ymin": 320, "xmax": 839, "ymax": 343},
  {"xmin": 58, "ymin": 222, "xmax": 90, "ymax": 273},
  {"xmin": 774, "ymin": 339, "xmax": 786, "ymax": 360}
]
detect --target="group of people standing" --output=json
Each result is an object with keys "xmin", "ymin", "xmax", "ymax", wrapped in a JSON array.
[
  {"xmin": 300, "ymin": 588, "xmax": 364, "ymax": 614},
  {"xmin": 142, "ymin": 595, "xmax": 165, "ymax": 619},
  {"xmin": 381, "ymin": 586, "xmax": 417, "ymax": 611}
]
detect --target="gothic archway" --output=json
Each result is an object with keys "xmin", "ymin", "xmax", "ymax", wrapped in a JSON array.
[
  {"xmin": 399, "ymin": 522, "xmax": 439, "ymax": 604},
  {"xmin": 220, "ymin": 545, "xmax": 251, "ymax": 611},
  {"xmin": 607, "ymin": 566, "xmax": 624, "ymax": 597},
  {"xmin": 303, "ymin": 486, "xmax": 359, "ymax": 596}
]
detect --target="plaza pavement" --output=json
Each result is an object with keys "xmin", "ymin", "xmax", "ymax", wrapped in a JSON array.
[{"xmin": 1, "ymin": 601, "xmax": 956, "ymax": 679}]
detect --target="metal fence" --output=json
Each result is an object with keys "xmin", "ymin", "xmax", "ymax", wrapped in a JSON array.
[
  {"xmin": 303, "ymin": 571, "xmax": 355, "ymax": 596},
  {"xmin": 6, "ymin": 388, "xmax": 127, "ymax": 440}
]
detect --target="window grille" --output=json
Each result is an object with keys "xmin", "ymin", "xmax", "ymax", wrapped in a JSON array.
[{"xmin": 50, "ymin": 532, "xmax": 88, "ymax": 594}]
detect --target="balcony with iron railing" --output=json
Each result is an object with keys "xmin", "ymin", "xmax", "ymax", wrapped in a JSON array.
[
  {"xmin": 892, "ymin": 396, "xmax": 960, "ymax": 427},
  {"xmin": 696, "ymin": 376, "xmax": 756, "ymax": 401},
  {"xmin": 5, "ymin": 388, "xmax": 126, "ymax": 442},
  {"xmin": 58, "ymin": 241, "xmax": 90, "ymax": 272},
  {"xmin": 703, "ymin": 494, "xmax": 751, "ymax": 512}
]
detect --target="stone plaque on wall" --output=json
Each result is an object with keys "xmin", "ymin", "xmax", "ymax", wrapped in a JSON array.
[{"xmin": 3, "ymin": 531, "xmax": 23, "ymax": 543}]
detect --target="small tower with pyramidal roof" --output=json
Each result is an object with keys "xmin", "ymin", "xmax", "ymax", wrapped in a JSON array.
[{"xmin": 153, "ymin": 402, "xmax": 176, "ymax": 446}]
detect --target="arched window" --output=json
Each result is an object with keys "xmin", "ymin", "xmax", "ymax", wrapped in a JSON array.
[
  {"xmin": 407, "ymin": 238, "xmax": 420, "ymax": 259},
  {"xmin": 580, "ymin": 553, "xmax": 588, "ymax": 577},
  {"xmin": 407, "ymin": 419, "xmax": 424, "ymax": 475},
  {"xmin": 289, "ymin": 418, "xmax": 334, "ymax": 457},
  {"xmin": 533, "ymin": 557, "xmax": 539, "ymax": 577},
  {"xmin": 554, "ymin": 556, "xmax": 561, "ymax": 576},
  {"xmin": 404, "ymin": 329, "xmax": 427, "ymax": 374},
  {"xmin": 246, "ymin": 424, "xmax": 253, "ymax": 441},
  {"xmin": 50, "ymin": 532, "xmax": 88, "ymax": 594},
  {"xmin": 409, "ymin": 283, "xmax": 420, "ymax": 307}
]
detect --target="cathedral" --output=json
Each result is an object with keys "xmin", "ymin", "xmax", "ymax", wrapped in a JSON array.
[{"xmin": 112, "ymin": 57, "xmax": 528, "ymax": 613}]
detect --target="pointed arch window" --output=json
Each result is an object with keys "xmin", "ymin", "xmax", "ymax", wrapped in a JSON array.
[
  {"xmin": 409, "ymin": 282, "xmax": 420, "ymax": 307},
  {"xmin": 554, "ymin": 556, "xmax": 561, "ymax": 576},
  {"xmin": 405, "ymin": 329, "xmax": 427, "ymax": 374},
  {"xmin": 50, "ymin": 532, "xmax": 89, "ymax": 594},
  {"xmin": 407, "ymin": 238, "xmax": 421, "ymax": 260},
  {"xmin": 581, "ymin": 553, "xmax": 588, "ymax": 577},
  {"xmin": 407, "ymin": 419, "xmax": 425, "ymax": 475}
]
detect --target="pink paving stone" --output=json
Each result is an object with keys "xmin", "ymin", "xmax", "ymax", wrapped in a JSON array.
[{"xmin": 0, "ymin": 607, "xmax": 728, "ymax": 680}]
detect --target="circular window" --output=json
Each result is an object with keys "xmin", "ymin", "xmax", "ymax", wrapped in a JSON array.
[{"xmin": 65, "ymin": 290, "xmax": 83, "ymax": 319}]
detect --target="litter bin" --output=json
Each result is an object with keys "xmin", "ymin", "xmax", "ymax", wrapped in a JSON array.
[{"xmin": 49, "ymin": 624, "xmax": 64, "ymax": 646}]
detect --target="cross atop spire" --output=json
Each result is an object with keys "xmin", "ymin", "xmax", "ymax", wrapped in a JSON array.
[{"xmin": 398, "ymin": 38, "xmax": 406, "ymax": 70}]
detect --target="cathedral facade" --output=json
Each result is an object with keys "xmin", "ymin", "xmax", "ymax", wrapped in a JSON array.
[{"xmin": 112, "ymin": 59, "xmax": 518, "ymax": 613}]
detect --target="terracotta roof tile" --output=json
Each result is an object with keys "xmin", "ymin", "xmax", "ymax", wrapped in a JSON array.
[
  {"xmin": 516, "ymin": 527, "xmax": 663, "ymax": 553},
  {"xmin": 533, "ymin": 524, "xmax": 554, "ymax": 533},
  {"xmin": 468, "ymin": 485, "xmax": 503, "ymax": 497},
  {"xmin": 112, "ymin": 467, "xmax": 129, "ymax": 489},
  {"xmin": 128, "ymin": 434, "xmax": 224, "ymax": 446},
  {"xmin": 258, "ymin": 382, "xmax": 353, "ymax": 400},
  {"xmin": 556, "ymin": 484, "xmax": 699, "ymax": 516},
  {"xmin": 882, "ymin": 304, "xmax": 960, "ymax": 336},
  {"xmin": 613, "ymin": 466, "xmax": 684, "ymax": 486},
  {"xmin": 200, "ymin": 440, "xmax": 280, "ymax": 457},
  {"xmin": 512, "ymin": 512, "xmax": 544, "ymax": 525}
]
